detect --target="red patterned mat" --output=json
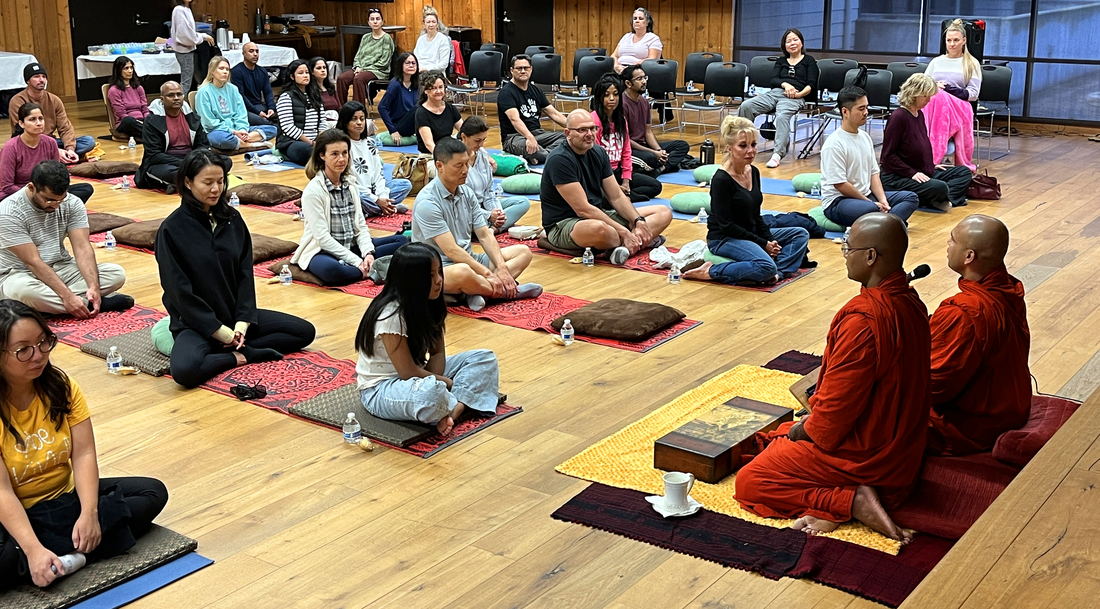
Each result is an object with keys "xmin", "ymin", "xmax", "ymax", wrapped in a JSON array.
[
  {"xmin": 383, "ymin": 404, "xmax": 523, "ymax": 458},
  {"xmin": 243, "ymin": 199, "xmax": 301, "ymax": 215},
  {"xmin": 254, "ymin": 258, "xmax": 384, "ymax": 299},
  {"xmin": 201, "ymin": 350, "xmax": 359, "ymax": 413},
  {"xmin": 364, "ymin": 212, "xmax": 411, "ymax": 232},
  {"xmin": 47, "ymin": 305, "xmax": 165, "ymax": 347}
]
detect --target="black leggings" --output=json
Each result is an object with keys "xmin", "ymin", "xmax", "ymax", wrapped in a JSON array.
[
  {"xmin": 0, "ymin": 476, "xmax": 168, "ymax": 591},
  {"xmin": 613, "ymin": 166, "xmax": 663, "ymax": 203},
  {"xmin": 116, "ymin": 116, "xmax": 144, "ymax": 139},
  {"xmin": 278, "ymin": 141, "xmax": 313, "ymax": 166},
  {"xmin": 169, "ymin": 309, "xmax": 316, "ymax": 388},
  {"xmin": 68, "ymin": 183, "xmax": 94, "ymax": 204}
]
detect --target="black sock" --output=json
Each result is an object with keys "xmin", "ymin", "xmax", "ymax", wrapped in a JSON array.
[
  {"xmin": 239, "ymin": 346, "xmax": 283, "ymax": 364},
  {"xmin": 98, "ymin": 293, "xmax": 135, "ymax": 312}
]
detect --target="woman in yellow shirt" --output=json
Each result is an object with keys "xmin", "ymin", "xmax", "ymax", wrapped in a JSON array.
[{"xmin": 0, "ymin": 300, "xmax": 168, "ymax": 589}]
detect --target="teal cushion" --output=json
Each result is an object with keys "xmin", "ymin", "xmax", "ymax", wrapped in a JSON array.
[
  {"xmin": 491, "ymin": 154, "xmax": 528, "ymax": 177},
  {"xmin": 693, "ymin": 164, "xmax": 721, "ymax": 185},
  {"xmin": 792, "ymin": 172, "xmax": 823, "ymax": 193},
  {"xmin": 808, "ymin": 206, "xmax": 845, "ymax": 233},
  {"xmin": 151, "ymin": 317, "xmax": 174, "ymax": 356},
  {"xmin": 378, "ymin": 131, "xmax": 418, "ymax": 147},
  {"xmin": 703, "ymin": 249, "xmax": 733, "ymax": 264},
  {"xmin": 670, "ymin": 191, "xmax": 711, "ymax": 214},
  {"xmin": 502, "ymin": 173, "xmax": 541, "ymax": 194}
]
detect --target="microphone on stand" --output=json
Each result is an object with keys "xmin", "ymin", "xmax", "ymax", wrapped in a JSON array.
[{"xmin": 907, "ymin": 264, "xmax": 931, "ymax": 282}]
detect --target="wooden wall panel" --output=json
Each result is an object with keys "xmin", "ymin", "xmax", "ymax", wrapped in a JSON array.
[
  {"xmin": 554, "ymin": 0, "xmax": 733, "ymax": 80},
  {"xmin": 0, "ymin": 0, "xmax": 76, "ymax": 99}
]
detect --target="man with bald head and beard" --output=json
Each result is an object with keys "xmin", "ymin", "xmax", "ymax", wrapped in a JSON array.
[
  {"xmin": 736, "ymin": 213, "xmax": 931, "ymax": 544},
  {"xmin": 927, "ymin": 215, "xmax": 1030, "ymax": 456},
  {"xmin": 135, "ymin": 81, "xmax": 212, "ymax": 192}
]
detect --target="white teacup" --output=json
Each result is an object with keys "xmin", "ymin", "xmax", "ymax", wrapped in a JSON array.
[{"xmin": 662, "ymin": 471, "xmax": 695, "ymax": 511}]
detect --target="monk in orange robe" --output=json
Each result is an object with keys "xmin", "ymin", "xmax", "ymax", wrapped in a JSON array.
[
  {"xmin": 927, "ymin": 214, "xmax": 1030, "ymax": 456},
  {"xmin": 736, "ymin": 213, "xmax": 931, "ymax": 543}
]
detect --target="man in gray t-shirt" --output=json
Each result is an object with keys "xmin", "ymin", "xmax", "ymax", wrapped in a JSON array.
[
  {"xmin": 411, "ymin": 137, "xmax": 542, "ymax": 312},
  {"xmin": 0, "ymin": 161, "xmax": 131, "ymax": 317}
]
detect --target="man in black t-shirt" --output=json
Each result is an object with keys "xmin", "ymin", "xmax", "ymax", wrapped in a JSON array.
[
  {"xmin": 540, "ymin": 110, "xmax": 673, "ymax": 265},
  {"xmin": 497, "ymin": 55, "xmax": 568, "ymax": 165}
]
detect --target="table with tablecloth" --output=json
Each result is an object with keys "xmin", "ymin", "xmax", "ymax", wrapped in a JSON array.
[
  {"xmin": 75, "ymin": 44, "xmax": 298, "ymax": 80},
  {"xmin": 0, "ymin": 51, "xmax": 39, "ymax": 90}
]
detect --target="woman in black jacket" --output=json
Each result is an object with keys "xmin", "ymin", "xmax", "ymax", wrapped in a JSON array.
[
  {"xmin": 155, "ymin": 149, "xmax": 315, "ymax": 388},
  {"xmin": 276, "ymin": 59, "xmax": 327, "ymax": 166}
]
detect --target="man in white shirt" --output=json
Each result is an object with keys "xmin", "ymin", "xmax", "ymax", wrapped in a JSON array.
[{"xmin": 820, "ymin": 86, "xmax": 919, "ymax": 228}]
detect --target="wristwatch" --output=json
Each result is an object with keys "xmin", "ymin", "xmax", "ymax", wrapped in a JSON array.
[{"xmin": 632, "ymin": 216, "xmax": 647, "ymax": 229}]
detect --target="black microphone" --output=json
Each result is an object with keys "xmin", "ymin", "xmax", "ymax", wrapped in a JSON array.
[{"xmin": 907, "ymin": 264, "xmax": 931, "ymax": 282}]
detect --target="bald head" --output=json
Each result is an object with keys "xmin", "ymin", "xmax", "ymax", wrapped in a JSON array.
[
  {"xmin": 948, "ymin": 214, "xmax": 1010, "ymax": 278},
  {"xmin": 160, "ymin": 81, "xmax": 181, "ymax": 96},
  {"xmin": 564, "ymin": 109, "xmax": 597, "ymax": 154},
  {"xmin": 845, "ymin": 213, "xmax": 908, "ymax": 286},
  {"xmin": 160, "ymin": 81, "xmax": 184, "ymax": 115},
  {"xmin": 242, "ymin": 42, "xmax": 259, "ymax": 67},
  {"xmin": 566, "ymin": 109, "xmax": 592, "ymax": 129}
]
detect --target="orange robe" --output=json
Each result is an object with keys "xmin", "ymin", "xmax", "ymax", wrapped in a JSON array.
[
  {"xmin": 927, "ymin": 266, "xmax": 1030, "ymax": 456},
  {"xmin": 736, "ymin": 271, "xmax": 931, "ymax": 521}
]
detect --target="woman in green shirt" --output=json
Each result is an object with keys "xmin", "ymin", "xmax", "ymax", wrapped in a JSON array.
[{"xmin": 336, "ymin": 8, "xmax": 396, "ymax": 106}]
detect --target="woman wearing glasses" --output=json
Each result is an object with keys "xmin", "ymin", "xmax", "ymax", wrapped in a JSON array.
[
  {"xmin": 0, "ymin": 300, "xmax": 168, "ymax": 590},
  {"xmin": 737, "ymin": 28, "xmax": 819, "ymax": 168},
  {"xmin": 378, "ymin": 53, "xmax": 420, "ymax": 146}
]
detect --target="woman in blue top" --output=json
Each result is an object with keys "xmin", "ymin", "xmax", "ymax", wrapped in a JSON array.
[
  {"xmin": 194, "ymin": 57, "xmax": 277, "ymax": 152},
  {"xmin": 378, "ymin": 52, "xmax": 419, "ymax": 146}
]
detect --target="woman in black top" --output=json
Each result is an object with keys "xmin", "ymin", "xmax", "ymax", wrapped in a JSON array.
[
  {"xmin": 736, "ymin": 28, "xmax": 819, "ymax": 168},
  {"xmin": 684, "ymin": 116, "xmax": 810, "ymax": 285},
  {"xmin": 414, "ymin": 70, "xmax": 462, "ymax": 154},
  {"xmin": 155, "ymin": 149, "xmax": 315, "ymax": 388},
  {"xmin": 276, "ymin": 59, "xmax": 327, "ymax": 167},
  {"xmin": 309, "ymin": 56, "xmax": 342, "ymax": 112}
]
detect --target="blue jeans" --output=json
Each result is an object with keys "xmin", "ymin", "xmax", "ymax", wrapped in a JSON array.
[
  {"xmin": 360, "ymin": 178, "xmax": 413, "ymax": 216},
  {"xmin": 822, "ymin": 191, "xmax": 919, "ymax": 227},
  {"xmin": 706, "ymin": 226, "xmax": 810, "ymax": 284},
  {"xmin": 496, "ymin": 196, "xmax": 531, "ymax": 232},
  {"xmin": 206, "ymin": 125, "xmax": 278, "ymax": 151},
  {"xmin": 56, "ymin": 136, "xmax": 96, "ymax": 156},
  {"xmin": 305, "ymin": 236, "xmax": 410, "ymax": 286},
  {"xmin": 359, "ymin": 349, "xmax": 500, "ymax": 424}
]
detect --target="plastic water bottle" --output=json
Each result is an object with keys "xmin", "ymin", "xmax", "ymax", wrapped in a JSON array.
[
  {"xmin": 279, "ymin": 264, "xmax": 292, "ymax": 286},
  {"xmin": 343, "ymin": 412, "xmax": 362, "ymax": 444},
  {"xmin": 582, "ymin": 247, "xmax": 594, "ymax": 267},
  {"xmin": 471, "ymin": 77, "xmax": 479, "ymax": 89},
  {"xmin": 106, "ymin": 346, "xmax": 121, "ymax": 374},
  {"xmin": 822, "ymin": 88, "xmax": 830, "ymax": 102},
  {"xmin": 696, "ymin": 207, "xmax": 708, "ymax": 224},
  {"xmin": 492, "ymin": 183, "xmax": 504, "ymax": 205},
  {"xmin": 686, "ymin": 80, "xmax": 694, "ymax": 91},
  {"xmin": 104, "ymin": 230, "xmax": 116, "ymax": 251},
  {"xmin": 708, "ymin": 93, "xmax": 717, "ymax": 106},
  {"xmin": 120, "ymin": 175, "xmax": 130, "ymax": 191},
  {"xmin": 51, "ymin": 553, "xmax": 87, "ymax": 576},
  {"xmin": 127, "ymin": 137, "xmax": 136, "ymax": 150},
  {"xmin": 229, "ymin": 192, "xmax": 240, "ymax": 208},
  {"xmin": 580, "ymin": 84, "xmax": 588, "ymax": 97},
  {"xmin": 668, "ymin": 264, "xmax": 682, "ymax": 284},
  {"xmin": 811, "ymin": 181, "xmax": 821, "ymax": 197},
  {"xmin": 749, "ymin": 84, "xmax": 756, "ymax": 97},
  {"xmin": 560, "ymin": 319, "xmax": 574, "ymax": 346}
]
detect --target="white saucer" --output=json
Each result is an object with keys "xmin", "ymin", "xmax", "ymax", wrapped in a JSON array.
[{"xmin": 645, "ymin": 495, "xmax": 703, "ymax": 518}]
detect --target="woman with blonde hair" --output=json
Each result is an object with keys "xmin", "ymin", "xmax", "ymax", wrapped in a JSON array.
[
  {"xmin": 921, "ymin": 19, "xmax": 982, "ymax": 169},
  {"xmin": 684, "ymin": 116, "xmax": 809, "ymax": 285},
  {"xmin": 927, "ymin": 20, "xmax": 982, "ymax": 102},
  {"xmin": 414, "ymin": 7, "xmax": 451, "ymax": 72},
  {"xmin": 880, "ymin": 73, "xmax": 972, "ymax": 211},
  {"xmin": 194, "ymin": 56, "xmax": 277, "ymax": 152}
]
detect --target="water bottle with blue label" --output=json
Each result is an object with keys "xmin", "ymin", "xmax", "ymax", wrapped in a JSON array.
[
  {"xmin": 811, "ymin": 181, "xmax": 821, "ymax": 197},
  {"xmin": 229, "ymin": 192, "xmax": 240, "ymax": 208},
  {"xmin": 106, "ymin": 346, "xmax": 122, "ymax": 374},
  {"xmin": 560, "ymin": 319, "xmax": 574, "ymax": 345},
  {"xmin": 104, "ymin": 230, "xmax": 116, "ymax": 251},
  {"xmin": 120, "ymin": 176, "xmax": 130, "ymax": 191},
  {"xmin": 128, "ymin": 137, "xmax": 136, "ymax": 150},
  {"xmin": 668, "ymin": 264, "xmax": 682, "ymax": 284},
  {"xmin": 279, "ymin": 264, "xmax": 293, "ymax": 286},
  {"xmin": 582, "ymin": 247, "xmax": 594, "ymax": 267},
  {"xmin": 343, "ymin": 413, "xmax": 362, "ymax": 444},
  {"xmin": 749, "ymin": 84, "xmax": 756, "ymax": 97}
]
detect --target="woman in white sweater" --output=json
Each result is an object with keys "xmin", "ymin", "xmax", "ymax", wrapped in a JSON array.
[
  {"xmin": 335, "ymin": 101, "xmax": 413, "ymax": 217},
  {"xmin": 290, "ymin": 129, "xmax": 409, "ymax": 286},
  {"xmin": 169, "ymin": 0, "xmax": 213, "ymax": 96},
  {"xmin": 926, "ymin": 19, "xmax": 982, "ymax": 102},
  {"xmin": 413, "ymin": 9, "xmax": 451, "ymax": 72}
]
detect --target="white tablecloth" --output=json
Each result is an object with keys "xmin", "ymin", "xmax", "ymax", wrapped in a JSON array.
[
  {"xmin": 75, "ymin": 44, "xmax": 298, "ymax": 80},
  {"xmin": 0, "ymin": 52, "xmax": 39, "ymax": 90}
]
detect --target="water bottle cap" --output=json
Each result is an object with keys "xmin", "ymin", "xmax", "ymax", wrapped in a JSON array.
[
  {"xmin": 563, "ymin": 318, "xmax": 571, "ymax": 324},
  {"xmin": 110, "ymin": 346, "xmax": 117, "ymax": 351},
  {"xmin": 347, "ymin": 412, "xmax": 355, "ymax": 419}
]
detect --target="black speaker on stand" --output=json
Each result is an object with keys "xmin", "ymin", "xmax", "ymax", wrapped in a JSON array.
[{"xmin": 939, "ymin": 19, "xmax": 986, "ymax": 63}]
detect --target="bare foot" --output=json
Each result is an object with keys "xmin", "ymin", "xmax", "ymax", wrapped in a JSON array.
[
  {"xmin": 790, "ymin": 515, "xmax": 841, "ymax": 535},
  {"xmin": 451, "ymin": 401, "xmax": 467, "ymax": 423},
  {"xmin": 232, "ymin": 351, "xmax": 247, "ymax": 366},
  {"xmin": 436, "ymin": 416, "xmax": 455, "ymax": 435},
  {"xmin": 852, "ymin": 485, "xmax": 912, "ymax": 545},
  {"xmin": 683, "ymin": 261, "xmax": 713, "ymax": 281}
]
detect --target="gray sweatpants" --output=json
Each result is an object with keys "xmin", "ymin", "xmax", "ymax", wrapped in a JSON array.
[
  {"xmin": 738, "ymin": 89, "xmax": 806, "ymax": 159},
  {"xmin": 0, "ymin": 260, "xmax": 126, "ymax": 315}
]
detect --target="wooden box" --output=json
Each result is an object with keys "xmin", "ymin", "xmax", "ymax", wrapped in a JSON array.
[{"xmin": 653, "ymin": 397, "xmax": 794, "ymax": 484}]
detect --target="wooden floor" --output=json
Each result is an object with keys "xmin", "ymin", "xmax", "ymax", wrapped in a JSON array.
[{"xmin": 18, "ymin": 100, "xmax": 1100, "ymax": 608}]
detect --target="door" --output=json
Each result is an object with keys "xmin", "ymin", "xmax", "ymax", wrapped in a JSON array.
[
  {"xmin": 496, "ymin": 1, "xmax": 556, "ymax": 58},
  {"xmin": 71, "ymin": 0, "xmax": 171, "ymax": 100}
]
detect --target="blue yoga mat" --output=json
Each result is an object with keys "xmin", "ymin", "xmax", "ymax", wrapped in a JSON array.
[
  {"xmin": 69, "ymin": 552, "xmax": 213, "ymax": 609},
  {"xmin": 657, "ymin": 170, "xmax": 819, "ymax": 200}
]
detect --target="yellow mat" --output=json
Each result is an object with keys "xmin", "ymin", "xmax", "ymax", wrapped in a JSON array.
[{"xmin": 556, "ymin": 364, "xmax": 902, "ymax": 555}]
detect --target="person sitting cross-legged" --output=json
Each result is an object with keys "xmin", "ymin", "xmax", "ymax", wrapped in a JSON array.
[
  {"xmin": 620, "ymin": 65, "xmax": 690, "ymax": 175},
  {"xmin": 355, "ymin": 242, "xmax": 501, "ymax": 436},
  {"xmin": 459, "ymin": 116, "xmax": 531, "ymax": 234},
  {"xmin": 230, "ymin": 42, "xmax": 278, "ymax": 127},
  {"xmin": 496, "ymin": 54, "xmax": 568, "ymax": 166},
  {"xmin": 289, "ymin": 129, "xmax": 409, "ymax": 287},
  {"xmin": 540, "ymin": 109, "xmax": 672, "ymax": 265},
  {"xmin": 8, "ymin": 64, "xmax": 95, "ymax": 161},
  {"xmin": 684, "ymin": 117, "xmax": 809, "ymax": 286},
  {"xmin": 411, "ymin": 137, "xmax": 542, "ymax": 312},
  {"xmin": 0, "ymin": 161, "xmax": 132, "ymax": 318},
  {"xmin": 1, "ymin": 103, "xmax": 94, "ymax": 203},
  {"xmin": 135, "ymin": 81, "xmax": 215, "ymax": 193},
  {"xmin": 195, "ymin": 57, "xmax": 277, "ymax": 153},
  {"xmin": 335, "ymin": 102, "xmax": 411, "ymax": 217}
]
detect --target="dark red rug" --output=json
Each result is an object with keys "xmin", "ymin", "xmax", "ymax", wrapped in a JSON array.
[
  {"xmin": 394, "ymin": 404, "xmax": 523, "ymax": 458},
  {"xmin": 243, "ymin": 200, "xmax": 301, "ymax": 214},
  {"xmin": 551, "ymin": 483, "xmax": 805, "ymax": 580},
  {"xmin": 200, "ymin": 350, "xmax": 360, "ymax": 414},
  {"xmin": 764, "ymin": 350, "xmax": 822, "ymax": 375},
  {"xmin": 364, "ymin": 212, "xmax": 411, "ymax": 232},
  {"xmin": 254, "ymin": 258, "xmax": 384, "ymax": 298},
  {"xmin": 47, "ymin": 305, "xmax": 165, "ymax": 347}
]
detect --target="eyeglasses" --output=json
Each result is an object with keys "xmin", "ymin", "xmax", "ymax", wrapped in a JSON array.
[
  {"xmin": 840, "ymin": 243, "xmax": 874, "ymax": 257},
  {"xmin": 634, "ymin": 75, "xmax": 649, "ymax": 81},
  {"xmin": 569, "ymin": 126, "xmax": 597, "ymax": 134},
  {"xmin": 7, "ymin": 335, "xmax": 57, "ymax": 362},
  {"xmin": 513, "ymin": 66, "xmax": 531, "ymax": 71}
]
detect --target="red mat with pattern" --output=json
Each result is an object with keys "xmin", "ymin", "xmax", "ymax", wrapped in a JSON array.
[{"xmin": 47, "ymin": 305, "xmax": 165, "ymax": 347}]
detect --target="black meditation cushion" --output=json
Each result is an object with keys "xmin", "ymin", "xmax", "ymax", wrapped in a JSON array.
[
  {"xmin": 550, "ymin": 298, "xmax": 685, "ymax": 342},
  {"xmin": 112, "ymin": 219, "xmax": 164, "ymax": 250},
  {"xmin": 267, "ymin": 260, "xmax": 326, "ymax": 286},
  {"xmin": 87, "ymin": 212, "xmax": 135, "ymax": 235},
  {"xmin": 68, "ymin": 161, "xmax": 140, "ymax": 178},
  {"xmin": 251, "ymin": 235, "xmax": 299, "ymax": 263},
  {"xmin": 228, "ymin": 183, "xmax": 302, "ymax": 206}
]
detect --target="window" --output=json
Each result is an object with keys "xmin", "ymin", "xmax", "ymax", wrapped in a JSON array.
[
  {"xmin": 833, "ymin": 0, "xmax": 923, "ymax": 53},
  {"xmin": 1028, "ymin": 63, "xmax": 1100, "ymax": 121},
  {"xmin": 739, "ymin": 1, "xmax": 824, "ymax": 49},
  {"xmin": 924, "ymin": 1, "xmax": 1031, "ymax": 58},
  {"xmin": 1035, "ymin": 0, "xmax": 1100, "ymax": 60}
]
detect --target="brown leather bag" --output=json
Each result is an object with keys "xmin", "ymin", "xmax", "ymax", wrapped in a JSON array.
[
  {"xmin": 967, "ymin": 168, "xmax": 1001, "ymax": 200},
  {"xmin": 392, "ymin": 153, "xmax": 435, "ymax": 196}
]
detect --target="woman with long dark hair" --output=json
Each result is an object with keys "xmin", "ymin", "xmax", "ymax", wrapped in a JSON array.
[
  {"xmin": 414, "ymin": 70, "xmax": 462, "ymax": 154},
  {"xmin": 589, "ymin": 74, "xmax": 661, "ymax": 202},
  {"xmin": 289, "ymin": 129, "xmax": 408, "ymax": 286},
  {"xmin": 0, "ymin": 300, "xmax": 167, "ymax": 590},
  {"xmin": 459, "ymin": 116, "xmax": 530, "ymax": 233},
  {"xmin": 354, "ymin": 242, "xmax": 499, "ymax": 435},
  {"xmin": 155, "ymin": 149, "xmax": 315, "ymax": 388},
  {"xmin": 309, "ymin": 56, "xmax": 342, "ymax": 112},
  {"xmin": 378, "ymin": 52, "xmax": 420, "ymax": 145},
  {"xmin": 107, "ymin": 56, "xmax": 149, "ymax": 140},
  {"xmin": 1, "ymin": 104, "xmax": 93, "ymax": 202},
  {"xmin": 276, "ymin": 59, "xmax": 327, "ymax": 166},
  {"xmin": 335, "ymin": 101, "xmax": 412, "ymax": 216}
]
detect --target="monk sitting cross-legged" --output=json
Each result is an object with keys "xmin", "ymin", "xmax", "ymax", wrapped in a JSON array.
[
  {"xmin": 927, "ymin": 214, "xmax": 1030, "ymax": 456},
  {"xmin": 735, "ymin": 213, "xmax": 931, "ymax": 544}
]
